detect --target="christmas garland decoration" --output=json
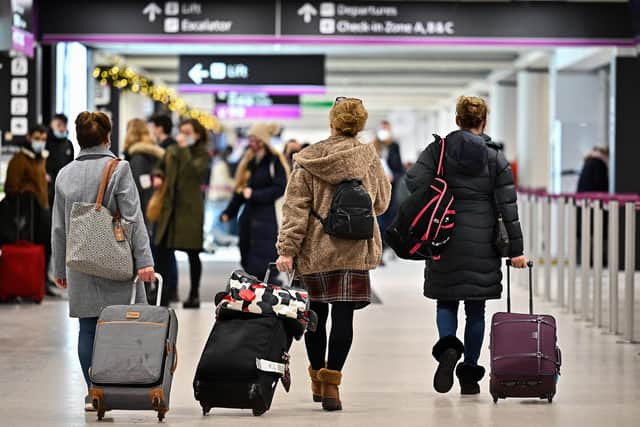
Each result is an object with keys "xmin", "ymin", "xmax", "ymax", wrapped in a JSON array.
[{"xmin": 93, "ymin": 65, "xmax": 220, "ymax": 132}]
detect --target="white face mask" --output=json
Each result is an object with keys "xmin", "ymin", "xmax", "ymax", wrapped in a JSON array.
[
  {"xmin": 31, "ymin": 140, "xmax": 46, "ymax": 154},
  {"xmin": 377, "ymin": 129, "xmax": 391, "ymax": 141}
]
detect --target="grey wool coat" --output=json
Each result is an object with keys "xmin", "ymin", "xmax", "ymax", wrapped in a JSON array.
[{"xmin": 51, "ymin": 146, "xmax": 154, "ymax": 318}]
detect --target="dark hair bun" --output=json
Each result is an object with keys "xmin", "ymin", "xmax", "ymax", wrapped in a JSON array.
[{"xmin": 456, "ymin": 96, "xmax": 488, "ymax": 129}]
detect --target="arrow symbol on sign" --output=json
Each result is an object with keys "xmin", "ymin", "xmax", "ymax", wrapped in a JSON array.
[
  {"xmin": 188, "ymin": 63, "xmax": 210, "ymax": 85},
  {"xmin": 142, "ymin": 2, "xmax": 162, "ymax": 23},
  {"xmin": 297, "ymin": 3, "xmax": 318, "ymax": 24}
]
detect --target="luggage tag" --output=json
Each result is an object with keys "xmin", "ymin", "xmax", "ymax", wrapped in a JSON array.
[
  {"xmin": 113, "ymin": 220, "xmax": 126, "ymax": 242},
  {"xmin": 280, "ymin": 352, "xmax": 291, "ymax": 392}
]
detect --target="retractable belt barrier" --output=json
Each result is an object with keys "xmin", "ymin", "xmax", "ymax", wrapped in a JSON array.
[{"xmin": 517, "ymin": 189, "xmax": 640, "ymax": 344}]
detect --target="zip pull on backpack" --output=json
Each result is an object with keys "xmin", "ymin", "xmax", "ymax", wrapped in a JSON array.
[
  {"xmin": 385, "ymin": 135, "xmax": 456, "ymax": 260},
  {"xmin": 311, "ymin": 179, "xmax": 374, "ymax": 240}
]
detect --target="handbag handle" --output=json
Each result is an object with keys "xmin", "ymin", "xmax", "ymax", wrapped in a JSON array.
[{"xmin": 95, "ymin": 159, "xmax": 120, "ymax": 211}]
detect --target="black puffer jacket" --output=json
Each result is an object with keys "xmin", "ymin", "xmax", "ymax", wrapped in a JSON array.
[{"xmin": 406, "ymin": 130, "xmax": 523, "ymax": 301}]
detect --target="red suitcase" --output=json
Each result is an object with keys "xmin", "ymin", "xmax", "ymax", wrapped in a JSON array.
[
  {"xmin": 489, "ymin": 260, "xmax": 561, "ymax": 403},
  {"xmin": 0, "ymin": 240, "xmax": 45, "ymax": 303}
]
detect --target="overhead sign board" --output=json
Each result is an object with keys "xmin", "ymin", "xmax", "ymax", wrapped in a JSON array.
[
  {"xmin": 281, "ymin": 1, "xmax": 633, "ymax": 41},
  {"xmin": 39, "ymin": 0, "xmax": 275, "ymax": 40},
  {"xmin": 179, "ymin": 55, "xmax": 325, "ymax": 95},
  {"xmin": 1, "ymin": 0, "xmax": 34, "ymax": 57},
  {"xmin": 39, "ymin": 1, "xmax": 634, "ymax": 47},
  {"xmin": 214, "ymin": 92, "xmax": 301, "ymax": 119}
]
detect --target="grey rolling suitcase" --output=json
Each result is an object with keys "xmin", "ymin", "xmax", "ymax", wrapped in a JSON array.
[{"xmin": 89, "ymin": 274, "xmax": 178, "ymax": 422}]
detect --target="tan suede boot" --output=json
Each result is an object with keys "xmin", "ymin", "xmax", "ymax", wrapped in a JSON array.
[
  {"xmin": 317, "ymin": 368, "xmax": 342, "ymax": 411},
  {"xmin": 308, "ymin": 366, "xmax": 323, "ymax": 403}
]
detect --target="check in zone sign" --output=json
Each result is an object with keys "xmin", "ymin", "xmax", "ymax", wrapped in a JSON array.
[{"xmin": 178, "ymin": 55, "xmax": 326, "ymax": 95}]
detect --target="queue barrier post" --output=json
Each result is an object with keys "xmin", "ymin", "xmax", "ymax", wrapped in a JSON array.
[
  {"xmin": 567, "ymin": 197, "xmax": 578, "ymax": 314},
  {"xmin": 556, "ymin": 196, "xmax": 566, "ymax": 308},
  {"xmin": 531, "ymin": 193, "xmax": 540, "ymax": 295},
  {"xmin": 543, "ymin": 195, "xmax": 552, "ymax": 302},
  {"xmin": 607, "ymin": 200, "xmax": 620, "ymax": 335},
  {"xmin": 580, "ymin": 198, "xmax": 592, "ymax": 321},
  {"xmin": 617, "ymin": 201, "xmax": 639, "ymax": 344},
  {"xmin": 592, "ymin": 199, "xmax": 604, "ymax": 328}
]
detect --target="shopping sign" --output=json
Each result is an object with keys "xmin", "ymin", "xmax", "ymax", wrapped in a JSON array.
[{"xmin": 179, "ymin": 55, "xmax": 325, "ymax": 95}]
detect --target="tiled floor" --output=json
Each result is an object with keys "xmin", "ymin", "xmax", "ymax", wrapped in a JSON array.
[{"xmin": 1, "ymin": 257, "xmax": 639, "ymax": 426}]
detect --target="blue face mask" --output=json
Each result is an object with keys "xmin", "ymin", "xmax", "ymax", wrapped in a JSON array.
[
  {"xmin": 31, "ymin": 140, "xmax": 46, "ymax": 154},
  {"xmin": 53, "ymin": 130, "xmax": 68, "ymax": 139},
  {"xmin": 186, "ymin": 136, "xmax": 196, "ymax": 147}
]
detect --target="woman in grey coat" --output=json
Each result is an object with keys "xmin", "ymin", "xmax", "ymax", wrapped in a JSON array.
[{"xmin": 51, "ymin": 112, "xmax": 156, "ymax": 411}]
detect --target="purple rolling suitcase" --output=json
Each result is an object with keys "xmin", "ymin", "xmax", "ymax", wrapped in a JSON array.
[{"xmin": 489, "ymin": 260, "xmax": 562, "ymax": 403}]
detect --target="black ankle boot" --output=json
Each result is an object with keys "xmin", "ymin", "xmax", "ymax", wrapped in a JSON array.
[
  {"xmin": 183, "ymin": 295, "xmax": 200, "ymax": 309},
  {"xmin": 455, "ymin": 364, "xmax": 485, "ymax": 395},
  {"xmin": 432, "ymin": 336, "xmax": 464, "ymax": 393}
]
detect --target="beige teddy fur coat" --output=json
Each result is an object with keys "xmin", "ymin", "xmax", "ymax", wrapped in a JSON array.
[{"xmin": 277, "ymin": 135, "xmax": 391, "ymax": 275}]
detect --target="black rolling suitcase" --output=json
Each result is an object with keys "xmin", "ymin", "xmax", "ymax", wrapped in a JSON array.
[{"xmin": 193, "ymin": 265, "xmax": 316, "ymax": 416}]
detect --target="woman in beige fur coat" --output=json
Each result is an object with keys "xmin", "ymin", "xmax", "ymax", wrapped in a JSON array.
[{"xmin": 276, "ymin": 98, "xmax": 391, "ymax": 411}]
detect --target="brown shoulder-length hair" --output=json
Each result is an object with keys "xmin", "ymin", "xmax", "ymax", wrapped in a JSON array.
[{"xmin": 75, "ymin": 111, "xmax": 111, "ymax": 149}]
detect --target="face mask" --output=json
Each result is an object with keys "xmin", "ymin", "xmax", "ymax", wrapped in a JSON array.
[
  {"xmin": 186, "ymin": 136, "xmax": 196, "ymax": 147},
  {"xmin": 377, "ymin": 129, "xmax": 391, "ymax": 141},
  {"xmin": 53, "ymin": 130, "xmax": 68, "ymax": 139},
  {"xmin": 31, "ymin": 140, "xmax": 46, "ymax": 154}
]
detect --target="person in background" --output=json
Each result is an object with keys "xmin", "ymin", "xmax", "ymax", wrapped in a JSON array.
[
  {"xmin": 577, "ymin": 146, "xmax": 609, "ymax": 193},
  {"xmin": 275, "ymin": 97, "xmax": 391, "ymax": 411},
  {"xmin": 46, "ymin": 113, "xmax": 75, "ymax": 207},
  {"xmin": 153, "ymin": 119, "xmax": 209, "ymax": 309},
  {"xmin": 5, "ymin": 124, "xmax": 57, "ymax": 296},
  {"xmin": 406, "ymin": 96, "xmax": 526, "ymax": 396},
  {"xmin": 373, "ymin": 120, "xmax": 404, "ymax": 265},
  {"xmin": 147, "ymin": 113, "xmax": 179, "ymax": 302},
  {"xmin": 149, "ymin": 114, "xmax": 178, "ymax": 149},
  {"xmin": 221, "ymin": 123, "xmax": 289, "ymax": 280},
  {"xmin": 205, "ymin": 146, "xmax": 237, "ymax": 249},
  {"xmin": 576, "ymin": 146, "xmax": 610, "ymax": 265},
  {"xmin": 283, "ymin": 138, "xmax": 302, "ymax": 168},
  {"xmin": 123, "ymin": 118, "xmax": 165, "ymax": 232},
  {"xmin": 51, "ymin": 112, "xmax": 155, "ymax": 411}
]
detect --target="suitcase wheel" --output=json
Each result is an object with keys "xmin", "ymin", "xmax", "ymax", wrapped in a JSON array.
[
  {"xmin": 201, "ymin": 405, "xmax": 212, "ymax": 416},
  {"xmin": 492, "ymin": 394, "xmax": 499, "ymax": 404},
  {"xmin": 252, "ymin": 407, "xmax": 267, "ymax": 417},
  {"xmin": 547, "ymin": 394, "xmax": 554, "ymax": 403}
]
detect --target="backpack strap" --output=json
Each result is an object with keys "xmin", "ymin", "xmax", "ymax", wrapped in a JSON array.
[{"xmin": 435, "ymin": 135, "xmax": 446, "ymax": 177}]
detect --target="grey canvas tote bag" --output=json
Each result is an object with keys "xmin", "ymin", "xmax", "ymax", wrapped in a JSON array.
[{"xmin": 66, "ymin": 159, "xmax": 135, "ymax": 281}]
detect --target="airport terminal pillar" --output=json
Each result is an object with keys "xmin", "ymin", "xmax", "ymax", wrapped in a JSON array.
[
  {"xmin": 516, "ymin": 70, "xmax": 550, "ymax": 190},
  {"xmin": 488, "ymin": 81, "xmax": 517, "ymax": 161}
]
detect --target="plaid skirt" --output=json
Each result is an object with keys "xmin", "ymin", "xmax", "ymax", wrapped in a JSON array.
[{"xmin": 300, "ymin": 270, "xmax": 371, "ymax": 310}]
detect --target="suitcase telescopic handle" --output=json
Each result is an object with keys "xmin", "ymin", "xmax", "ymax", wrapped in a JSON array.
[
  {"xmin": 266, "ymin": 262, "xmax": 295, "ymax": 287},
  {"xmin": 505, "ymin": 259, "xmax": 534, "ymax": 314},
  {"xmin": 131, "ymin": 273, "xmax": 164, "ymax": 306}
]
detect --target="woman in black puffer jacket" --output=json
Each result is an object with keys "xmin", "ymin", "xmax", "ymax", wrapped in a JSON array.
[{"xmin": 406, "ymin": 96, "xmax": 527, "ymax": 396}]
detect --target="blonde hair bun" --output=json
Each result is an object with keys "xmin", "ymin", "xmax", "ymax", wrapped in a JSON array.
[{"xmin": 330, "ymin": 99, "xmax": 368, "ymax": 137}]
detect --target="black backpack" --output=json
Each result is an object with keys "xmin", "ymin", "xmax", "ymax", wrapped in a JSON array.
[
  {"xmin": 312, "ymin": 180, "xmax": 374, "ymax": 240},
  {"xmin": 385, "ymin": 135, "xmax": 456, "ymax": 260}
]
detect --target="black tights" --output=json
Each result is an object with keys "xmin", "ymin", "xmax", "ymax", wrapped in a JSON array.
[
  {"xmin": 155, "ymin": 245, "xmax": 201, "ymax": 306},
  {"xmin": 305, "ymin": 301, "xmax": 355, "ymax": 372}
]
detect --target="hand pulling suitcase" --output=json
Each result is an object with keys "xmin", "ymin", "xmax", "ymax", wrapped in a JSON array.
[
  {"xmin": 0, "ymin": 195, "xmax": 45, "ymax": 303},
  {"xmin": 489, "ymin": 260, "xmax": 562, "ymax": 403},
  {"xmin": 193, "ymin": 265, "xmax": 314, "ymax": 417},
  {"xmin": 89, "ymin": 274, "xmax": 178, "ymax": 421}
]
